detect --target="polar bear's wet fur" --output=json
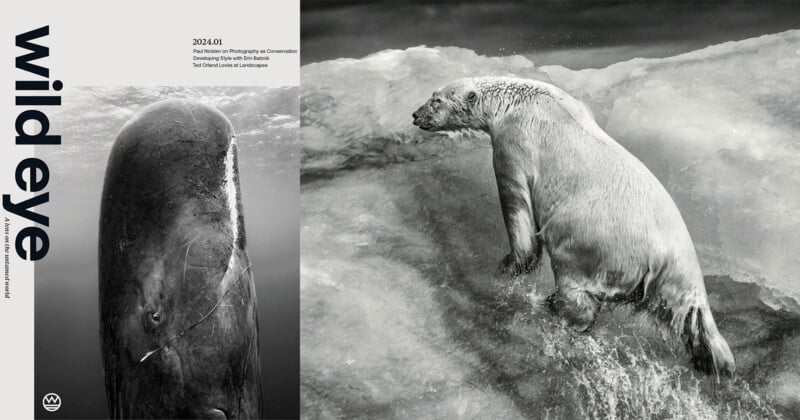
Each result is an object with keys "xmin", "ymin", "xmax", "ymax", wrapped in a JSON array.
[{"xmin": 412, "ymin": 76, "xmax": 735, "ymax": 376}]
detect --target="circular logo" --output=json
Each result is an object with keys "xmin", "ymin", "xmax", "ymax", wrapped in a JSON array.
[{"xmin": 42, "ymin": 393, "xmax": 61, "ymax": 412}]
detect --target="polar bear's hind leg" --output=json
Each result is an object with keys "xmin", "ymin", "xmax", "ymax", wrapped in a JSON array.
[{"xmin": 546, "ymin": 279, "xmax": 601, "ymax": 332}]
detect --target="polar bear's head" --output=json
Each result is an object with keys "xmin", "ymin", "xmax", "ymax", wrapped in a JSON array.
[
  {"xmin": 413, "ymin": 77, "xmax": 591, "ymax": 135},
  {"xmin": 412, "ymin": 78, "xmax": 484, "ymax": 132}
]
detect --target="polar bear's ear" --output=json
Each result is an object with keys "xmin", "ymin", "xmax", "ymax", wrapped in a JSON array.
[{"xmin": 467, "ymin": 91, "xmax": 477, "ymax": 103}]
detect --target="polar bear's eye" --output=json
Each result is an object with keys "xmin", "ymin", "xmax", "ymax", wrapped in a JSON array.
[{"xmin": 467, "ymin": 91, "xmax": 477, "ymax": 102}]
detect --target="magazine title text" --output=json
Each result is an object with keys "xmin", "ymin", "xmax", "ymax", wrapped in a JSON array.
[{"xmin": 2, "ymin": 26, "xmax": 60, "ymax": 261}]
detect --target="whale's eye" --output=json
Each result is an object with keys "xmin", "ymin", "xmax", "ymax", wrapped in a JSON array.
[
  {"xmin": 151, "ymin": 312, "xmax": 162, "ymax": 323},
  {"xmin": 467, "ymin": 91, "xmax": 477, "ymax": 102}
]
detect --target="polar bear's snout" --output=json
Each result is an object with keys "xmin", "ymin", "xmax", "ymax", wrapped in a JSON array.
[{"xmin": 412, "ymin": 104, "xmax": 432, "ymax": 129}]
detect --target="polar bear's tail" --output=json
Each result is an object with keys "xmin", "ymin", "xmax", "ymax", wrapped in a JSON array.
[{"xmin": 684, "ymin": 305, "xmax": 735, "ymax": 377}]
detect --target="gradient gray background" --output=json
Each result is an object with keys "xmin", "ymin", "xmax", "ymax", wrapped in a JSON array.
[{"xmin": 34, "ymin": 86, "xmax": 299, "ymax": 419}]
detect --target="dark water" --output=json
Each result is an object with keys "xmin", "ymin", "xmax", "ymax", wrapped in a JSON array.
[
  {"xmin": 34, "ymin": 86, "xmax": 299, "ymax": 419},
  {"xmin": 301, "ymin": 1, "xmax": 800, "ymax": 68},
  {"xmin": 300, "ymin": 32, "xmax": 800, "ymax": 418}
]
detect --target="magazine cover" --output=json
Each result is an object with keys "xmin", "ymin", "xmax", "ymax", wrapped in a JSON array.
[
  {"xmin": 299, "ymin": 1, "xmax": 800, "ymax": 419},
  {"xmin": 1, "ymin": 1, "xmax": 299, "ymax": 419}
]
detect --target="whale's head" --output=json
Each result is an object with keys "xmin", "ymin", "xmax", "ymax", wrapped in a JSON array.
[
  {"xmin": 412, "ymin": 78, "xmax": 485, "ymax": 132},
  {"xmin": 99, "ymin": 99, "xmax": 262, "ymax": 419}
]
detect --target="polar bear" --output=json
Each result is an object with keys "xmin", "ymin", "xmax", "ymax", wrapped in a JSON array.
[{"xmin": 412, "ymin": 76, "xmax": 735, "ymax": 376}]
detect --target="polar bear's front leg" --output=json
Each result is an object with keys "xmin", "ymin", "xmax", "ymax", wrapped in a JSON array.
[{"xmin": 495, "ymin": 171, "xmax": 541, "ymax": 276}]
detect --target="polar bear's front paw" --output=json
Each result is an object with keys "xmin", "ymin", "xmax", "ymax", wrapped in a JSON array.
[{"xmin": 500, "ymin": 253, "xmax": 534, "ymax": 276}]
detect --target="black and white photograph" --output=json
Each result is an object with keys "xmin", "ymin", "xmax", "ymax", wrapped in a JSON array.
[
  {"xmin": 35, "ymin": 86, "xmax": 299, "ymax": 419},
  {"xmin": 3, "ymin": 0, "xmax": 800, "ymax": 419},
  {"xmin": 300, "ymin": 1, "xmax": 800, "ymax": 418}
]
